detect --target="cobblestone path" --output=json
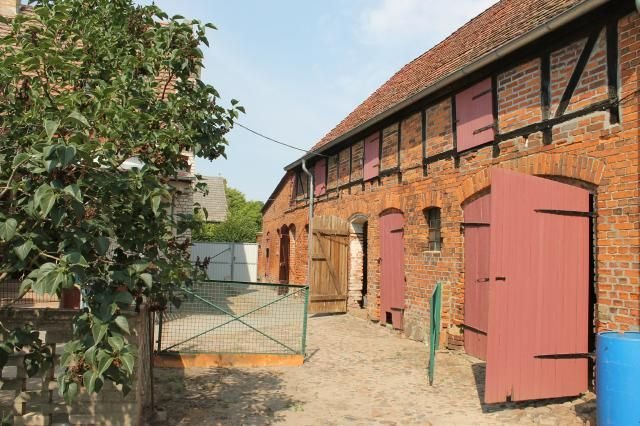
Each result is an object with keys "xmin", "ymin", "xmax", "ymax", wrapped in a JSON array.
[{"xmin": 154, "ymin": 314, "xmax": 596, "ymax": 425}]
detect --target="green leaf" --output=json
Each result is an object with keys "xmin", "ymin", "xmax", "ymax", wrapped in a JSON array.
[
  {"xmin": 95, "ymin": 237, "xmax": 111, "ymax": 256},
  {"xmin": 18, "ymin": 279, "xmax": 33, "ymax": 296},
  {"xmin": 139, "ymin": 273, "xmax": 152, "ymax": 288},
  {"xmin": 0, "ymin": 218, "xmax": 17, "ymax": 241},
  {"xmin": 97, "ymin": 356, "xmax": 113, "ymax": 377},
  {"xmin": 63, "ymin": 184, "xmax": 82, "ymax": 202},
  {"xmin": 64, "ymin": 382, "xmax": 79, "ymax": 404},
  {"xmin": 34, "ymin": 184, "xmax": 57, "ymax": 217},
  {"xmin": 44, "ymin": 119, "xmax": 60, "ymax": 142},
  {"xmin": 114, "ymin": 316, "xmax": 130, "ymax": 335},
  {"xmin": 84, "ymin": 346, "xmax": 97, "ymax": 365},
  {"xmin": 58, "ymin": 145, "xmax": 76, "ymax": 166},
  {"xmin": 114, "ymin": 291, "xmax": 133, "ymax": 306},
  {"xmin": 107, "ymin": 335, "xmax": 125, "ymax": 352},
  {"xmin": 130, "ymin": 262, "xmax": 149, "ymax": 273},
  {"xmin": 12, "ymin": 152, "xmax": 29, "ymax": 167},
  {"xmin": 63, "ymin": 251, "xmax": 88, "ymax": 267},
  {"xmin": 67, "ymin": 111, "xmax": 89, "ymax": 127},
  {"xmin": 120, "ymin": 353, "xmax": 135, "ymax": 375},
  {"xmin": 151, "ymin": 194, "xmax": 162, "ymax": 216},
  {"xmin": 83, "ymin": 370, "xmax": 96, "ymax": 393},
  {"xmin": 14, "ymin": 240, "xmax": 34, "ymax": 261},
  {"xmin": 92, "ymin": 323, "xmax": 108, "ymax": 345}
]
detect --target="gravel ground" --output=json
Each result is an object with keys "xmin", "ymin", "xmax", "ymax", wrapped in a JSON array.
[{"xmin": 154, "ymin": 314, "xmax": 596, "ymax": 425}]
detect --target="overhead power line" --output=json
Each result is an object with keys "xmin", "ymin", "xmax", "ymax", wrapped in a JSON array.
[{"xmin": 235, "ymin": 122, "xmax": 327, "ymax": 158}]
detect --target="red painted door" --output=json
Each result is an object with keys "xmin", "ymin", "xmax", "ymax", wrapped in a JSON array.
[
  {"xmin": 379, "ymin": 212, "xmax": 405, "ymax": 329},
  {"xmin": 463, "ymin": 193, "xmax": 491, "ymax": 360},
  {"xmin": 485, "ymin": 169, "xmax": 590, "ymax": 403},
  {"xmin": 278, "ymin": 227, "xmax": 290, "ymax": 284},
  {"xmin": 363, "ymin": 133, "xmax": 380, "ymax": 181}
]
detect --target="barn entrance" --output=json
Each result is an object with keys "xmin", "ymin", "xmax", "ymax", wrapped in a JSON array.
[
  {"xmin": 348, "ymin": 215, "xmax": 368, "ymax": 311},
  {"xmin": 379, "ymin": 210, "xmax": 405, "ymax": 329},
  {"xmin": 463, "ymin": 168, "xmax": 593, "ymax": 403},
  {"xmin": 278, "ymin": 225, "xmax": 290, "ymax": 284},
  {"xmin": 309, "ymin": 216, "xmax": 349, "ymax": 314}
]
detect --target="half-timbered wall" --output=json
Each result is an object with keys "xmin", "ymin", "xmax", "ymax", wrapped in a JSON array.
[{"xmin": 259, "ymin": 10, "xmax": 640, "ymax": 345}]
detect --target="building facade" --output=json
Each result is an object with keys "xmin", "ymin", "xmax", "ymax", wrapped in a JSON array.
[{"xmin": 259, "ymin": 0, "xmax": 639, "ymax": 402}]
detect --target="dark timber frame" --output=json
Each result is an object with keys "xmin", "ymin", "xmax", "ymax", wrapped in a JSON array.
[{"xmin": 281, "ymin": 1, "xmax": 633, "ymax": 206}]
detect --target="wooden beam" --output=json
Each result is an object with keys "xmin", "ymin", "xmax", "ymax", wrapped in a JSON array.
[
  {"xmin": 491, "ymin": 74, "xmax": 501, "ymax": 157},
  {"xmin": 451, "ymin": 95, "xmax": 460, "ymax": 167},
  {"xmin": 497, "ymin": 98, "xmax": 614, "ymax": 142},
  {"xmin": 555, "ymin": 31, "xmax": 600, "ymax": 118},
  {"xmin": 606, "ymin": 20, "xmax": 620, "ymax": 124},
  {"xmin": 541, "ymin": 53, "xmax": 552, "ymax": 145},
  {"xmin": 422, "ymin": 109, "xmax": 428, "ymax": 175},
  {"xmin": 310, "ymin": 295, "xmax": 348, "ymax": 302}
]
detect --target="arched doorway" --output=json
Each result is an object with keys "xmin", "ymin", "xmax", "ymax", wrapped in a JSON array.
[
  {"xmin": 288, "ymin": 224, "xmax": 296, "ymax": 282},
  {"xmin": 264, "ymin": 232, "xmax": 271, "ymax": 281},
  {"xmin": 348, "ymin": 215, "xmax": 368, "ymax": 311},
  {"xmin": 278, "ymin": 225, "xmax": 290, "ymax": 284},
  {"xmin": 379, "ymin": 210, "xmax": 405, "ymax": 329}
]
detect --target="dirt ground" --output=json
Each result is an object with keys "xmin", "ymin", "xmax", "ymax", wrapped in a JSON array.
[{"xmin": 154, "ymin": 314, "xmax": 596, "ymax": 425}]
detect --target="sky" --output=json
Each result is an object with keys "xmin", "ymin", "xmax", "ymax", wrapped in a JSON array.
[{"xmin": 138, "ymin": 0, "xmax": 497, "ymax": 202}]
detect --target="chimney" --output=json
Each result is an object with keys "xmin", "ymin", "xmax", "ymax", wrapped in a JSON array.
[{"xmin": 0, "ymin": 0, "xmax": 19, "ymax": 17}]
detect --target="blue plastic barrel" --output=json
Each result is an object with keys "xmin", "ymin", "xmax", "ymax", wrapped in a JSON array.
[{"xmin": 597, "ymin": 331, "xmax": 640, "ymax": 426}]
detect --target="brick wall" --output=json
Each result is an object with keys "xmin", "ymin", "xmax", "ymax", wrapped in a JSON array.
[
  {"xmin": 0, "ymin": 307, "xmax": 153, "ymax": 425},
  {"xmin": 259, "ymin": 11, "xmax": 640, "ymax": 346}
]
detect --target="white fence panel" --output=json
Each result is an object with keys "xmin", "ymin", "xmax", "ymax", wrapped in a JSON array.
[{"xmin": 191, "ymin": 242, "xmax": 258, "ymax": 282}]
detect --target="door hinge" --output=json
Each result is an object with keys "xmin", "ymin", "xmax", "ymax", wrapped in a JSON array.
[
  {"xmin": 535, "ymin": 209, "xmax": 595, "ymax": 217},
  {"xmin": 460, "ymin": 222, "xmax": 490, "ymax": 232},
  {"xmin": 534, "ymin": 352, "xmax": 594, "ymax": 360},
  {"xmin": 461, "ymin": 324, "xmax": 488, "ymax": 336}
]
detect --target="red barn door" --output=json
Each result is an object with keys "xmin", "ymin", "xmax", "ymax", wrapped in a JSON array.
[
  {"xmin": 278, "ymin": 226, "xmax": 290, "ymax": 284},
  {"xmin": 380, "ymin": 212, "xmax": 405, "ymax": 329},
  {"xmin": 484, "ymin": 169, "xmax": 590, "ymax": 403},
  {"xmin": 463, "ymin": 193, "xmax": 491, "ymax": 360}
]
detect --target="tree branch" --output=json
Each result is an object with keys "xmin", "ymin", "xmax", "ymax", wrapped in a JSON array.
[{"xmin": 0, "ymin": 159, "xmax": 27, "ymax": 199}]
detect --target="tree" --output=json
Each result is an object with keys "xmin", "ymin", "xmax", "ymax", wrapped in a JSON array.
[
  {"xmin": 193, "ymin": 187, "xmax": 263, "ymax": 243},
  {"xmin": 0, "ymin": 0, "xmax": 242, "ymax": 402}
]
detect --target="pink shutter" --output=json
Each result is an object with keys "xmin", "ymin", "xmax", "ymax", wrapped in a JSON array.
[
  {"xmin": 456, "ymin": 78, "xmax": 495, "ymax": 152},
  {"xmin": 314, "ymin": 158, "xmax": 327, "ymax": 196},
  {"xmin": 363, "ymin": 133, "xmax": 380, "ymax": 181}
]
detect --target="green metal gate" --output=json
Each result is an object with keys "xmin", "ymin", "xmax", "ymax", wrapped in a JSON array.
[{"xmin": 156, "ymin": 280, "xmax": 309, "ymax": 355}]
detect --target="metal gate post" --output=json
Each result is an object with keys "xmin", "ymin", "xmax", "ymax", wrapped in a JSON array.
[
  {"xmin": 301, "ymin": 286, "xmax": 309, "ymax": 355},
  {"xmin": 156, "ymin": 311, "xmax": 163, "ymax": 352}
]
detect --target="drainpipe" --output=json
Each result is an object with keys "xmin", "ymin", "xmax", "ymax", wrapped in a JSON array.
[
  {"xmin": 301, "ymin": 159, "xmax": 314, "ymax": 285},
  {"xmin": 636, "ymin": 0, "xmax": 640, "ymax": 13}
]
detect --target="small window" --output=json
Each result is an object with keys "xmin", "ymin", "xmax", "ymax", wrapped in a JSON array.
[{"xmin": 425, "ymin": 208, "xmax": 442, "ymax": 251}]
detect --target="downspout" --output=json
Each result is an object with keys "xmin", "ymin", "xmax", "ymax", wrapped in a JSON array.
[
  {"xmin": 636, "ymin": 0, "xmax": 640, "ymax": 13},
  {"xmin": 301, "ymin": 159, "xmax": 314, "ymax": 285}
]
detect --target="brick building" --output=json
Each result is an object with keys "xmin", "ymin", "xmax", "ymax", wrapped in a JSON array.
[{"xmin": 259, "ymin": 0, "xmax": 639, "ymax": 402}]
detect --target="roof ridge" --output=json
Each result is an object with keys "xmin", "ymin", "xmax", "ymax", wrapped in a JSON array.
[{"xmin": 307, "ymin": 0, "xmax": 585, "ymax": 154}]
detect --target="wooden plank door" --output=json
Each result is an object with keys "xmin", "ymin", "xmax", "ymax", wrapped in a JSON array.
[
  {"xmin": 279, "ymin": 226, "xmax": 290, "ymax": 284},
  {"xmin": 309, "ymin": 216, "xmax": 349, "ymax": 314},
  {"xmin": 485, "ymin": 168, "xmax": 590, "ymax": 403},
  {"xmin": 379, "ymin": 212, "xmax": 405, "ymax": 329},
  {"xmin": 463, "ymin": 193, "xmax": 491, "ymax": 360}
]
